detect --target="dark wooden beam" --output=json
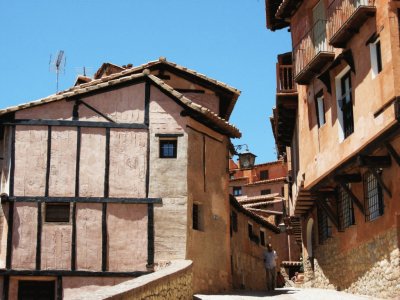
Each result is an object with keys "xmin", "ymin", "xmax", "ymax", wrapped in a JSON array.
[
  {"xmin": 71, "ymin": 202, "xmax": 77, "ymax": 271},
  {"xmin": 334, "ymin": 173, "xmax": 362, "ymax": 183},
  {"xmin": 338, "ymin": 182, "xmax": 365, "ymax": 215},
  {"xmin": 72, "ymin": 127, "xmax": 80, "ymax": 271},
  {"xmin": 6, "ymin": 201, "xmax": 14, "ymax": 270},
  {"xmin": 45, "ymin": 126, "xmax": 52, "ymax": 197},
  {"xmin": 6, "ymin": 196, "xmax": 162, "ymax": 204},
  {"xmin": 57, "ymin": 276, "xmax": 62, "ymax": 300},
  {"xmin": 2, "ymin": 275, "xmax": 9, "ymax": 300},
  {"xmin": 385, "ymin": 142, "xmax": 400, "ymax": 167},
  {"xmin": 36, "ymin": 201, "xmax": 42, "ymax": 270},
  {"xmin": 0, "ymin": 119, "xmax": 148, "ymax": 129},
  {"xmin": 0, "ymin": 269, "xmax": 151, "ymax": 277},
  {"xmin": 79, "ymin": 100, "xmax": 116, "ymax": 123},
  {"xmin": 316, "ymin": 198, "xmax": 339, "ymax": 230},
  {"xmin": 358, "ymin": 155, "xmax": 391, "ymax": 168},
  {"xmin": 147, "ymin": 203, "xmax": 154, "ymax": 269},
  {"xmin": 144, "ymin": 81, "xmax": 150, "ymax": 127},
  {"xmin": 9, "ymin": 126, "xmax": 15, "ymax": 198},
  {"xmin": 102, "ymin": 202, "xmax": 107, "ymax": 272},
  {"xmin": 369, "ymin": 167, "xmax": 392, "ymax": 198}
]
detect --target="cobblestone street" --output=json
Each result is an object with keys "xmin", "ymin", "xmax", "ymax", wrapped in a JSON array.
[{"xmin": 194, "ymin": 288, "xmax": 386, "ymax": 300}]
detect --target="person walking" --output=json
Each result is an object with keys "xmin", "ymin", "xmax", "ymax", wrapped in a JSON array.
[{"xmin": 264, "ymin": 243, "xmax": 278, "ymax": 291}]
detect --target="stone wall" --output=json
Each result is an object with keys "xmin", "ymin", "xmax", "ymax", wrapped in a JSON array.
[
  {"xmin": 64, "ymin": 260, "xmax": 193, "ymax": 300},
  {"xmin": 303, "ymin": 227, "xmax": 400, "ymax": 299}
]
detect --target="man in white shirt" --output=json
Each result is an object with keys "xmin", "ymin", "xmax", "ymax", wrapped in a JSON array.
[{"xmin": 263, "ymin": 243, "xmax": 278, "ymax": 291}]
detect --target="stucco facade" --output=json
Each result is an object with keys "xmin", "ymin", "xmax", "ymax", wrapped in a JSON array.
[
  {"xmin": 268, "ymin": 0, "xmax": 400, "ymax": 298},
  {"xmin": 0, "ymin": 58, "xmax": 245, "ymax": 298}
]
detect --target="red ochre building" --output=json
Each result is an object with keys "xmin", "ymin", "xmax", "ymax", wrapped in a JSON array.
[{"xmin": 267, "ymin": 0, "xmax": 400, "ymax": 298}]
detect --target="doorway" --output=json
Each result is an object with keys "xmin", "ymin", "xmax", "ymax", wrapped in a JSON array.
[{"xmin": 18, "ymin": 280, "xmax": 55, "ymax": 300}]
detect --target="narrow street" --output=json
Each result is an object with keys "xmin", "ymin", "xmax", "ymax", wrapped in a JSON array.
[{"xmin": 194, "ymin": 288, "xmax": 383, "ymax": 300}]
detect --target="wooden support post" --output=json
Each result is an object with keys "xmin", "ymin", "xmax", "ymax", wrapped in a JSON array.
[
  {"xmin": 369, "ymin": 167, "xmax": 392, "ymax": 198},
  {"xmin": 147, "ymin": 203, "xmax": 154, "ymax": 269},
  {"xmin": 337, "ymin": 181, "xmax": 365, "ymax": 215},
  {"xmin": 6, "ymin": 126, "xmax": 15, "ymax": 271},
  {"xmin": 36, "ymin": 201, "xmax": 42, "ymax": 270},
  {"xmin": 385, "ymin": 142, "xmax": 400, "ymax": 167},
  {"xmin": 57, "ymin": 276, "xmax": 63, "ymax": 300},
  {"xmin": 102, "ymin": 127, "xmax": 110, "ymax": 272},
  {"xmin": 316, "ymin": 198, "xmax": 339, "ymax": 230}
]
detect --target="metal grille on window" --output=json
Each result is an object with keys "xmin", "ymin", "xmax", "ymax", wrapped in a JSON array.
[
  {"xmin": 317, "ymin": 200, "xmax": 331, "ymax": 243},
  {"xmin": 364, "ymin": 171, "xmax": 384, "ymax": 221},
  {"xmin": 337, "ymin": 185, "xmax": 355, "ymax": 230}
]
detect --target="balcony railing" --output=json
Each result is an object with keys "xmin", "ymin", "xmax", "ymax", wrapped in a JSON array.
[
  {"xmin": 328, "ymin": 0, "xmax": 376, "ymax": 48},
  {"xmin": 293, "ymin": 19, "xmax": 335, "ymax": 84},
  {"xmin": 276, "ymin": 63, "xmax": 296, "ymax": 93}
]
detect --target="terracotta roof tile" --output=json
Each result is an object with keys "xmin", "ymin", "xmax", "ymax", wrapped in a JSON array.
[
  {"xmin": 245, "ymin": 177, "xmax": 286, "ymax": 186},
  {"xmin": 0, "ymin": 72, "xmax": 241, "ymax": 138}
]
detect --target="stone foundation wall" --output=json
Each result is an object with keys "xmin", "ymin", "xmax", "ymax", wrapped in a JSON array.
[
  {"xmin": 303, "ymin": 228, "xmax": 400, "ymax": 299},
  {"xmin": 65, "ymin": 260, "xmax": 193, "ymax": 300}
]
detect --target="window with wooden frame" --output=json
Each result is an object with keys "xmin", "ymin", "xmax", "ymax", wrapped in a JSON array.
[
  {"xmin": 192, "ymin": 203, "xmax": 203, "ymax": 231},
  {"xmin": 45, "ymin": 203, "xmax": 70, "ymax": 223},
  {"xmin": 369, "ymin": 36, "xmax": 382, "ymax": 78},
  {"xmin": 260, "ymin": 170, "xmax": 269, "ymax": 180},
  {"xmin": 233, "ymin": 186, "xmax": 242, "ymax": 196},
  {"xmin": 337, "ymin": 184, "xmax": 355, "ymax": 230},
  {"xmin": 159, "ymin": 139, "xmax": 177, "ymax": 158},
  {"xmin": 364, "ymin": 171, "xmax": 384, "ymax": 221},
  {"xmin": 337, "ymin": 71, "xmax": 354, "ymax": 139},
  {"xmin": 261, "ymin": 189, "xmax": 271, "ymax": 195},
  {"xmin": 315, "ymin": 90, "xmax": 326, "ymax": 128},
  {"xmin": 317, "ymin": 199, "xmax": 332, "ymax": 244}
]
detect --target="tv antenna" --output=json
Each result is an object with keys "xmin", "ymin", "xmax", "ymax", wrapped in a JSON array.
[{"xmin": 49, "ymin": 50, "xmax": 66, "ymax": 92}]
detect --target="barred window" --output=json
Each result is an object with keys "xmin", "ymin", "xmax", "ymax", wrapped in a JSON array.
[
  {"xmin": 364, "ymin": 171, "xmax": 384, "ymax": 221},
  {"xmin": 337, "ymin": 185, "xmax": 355, "ymax": 230},
  {"xmin": 317, "ymin": 200, "xmax": 332, "ymax": 243}
]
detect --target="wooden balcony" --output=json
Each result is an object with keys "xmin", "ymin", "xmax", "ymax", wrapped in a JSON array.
[
  {"xmin": 328, "ymin": 0, "xmax": 376, "ymax": 48},
  {"xmin": 293, "ymin": 20, "xmax": 335, "ymax": 85},
  {"xmin": 272, "ymin": 54, "xmax": 298, "ymax": 156},
  {"xmin": 276, "ymin": 63, "xmax": 296, "ymax": 94}
]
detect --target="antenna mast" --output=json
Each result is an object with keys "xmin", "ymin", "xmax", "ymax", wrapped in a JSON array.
[{"xmin": 49, "ymin": 50, "xmax": 66, "ymax": 92}]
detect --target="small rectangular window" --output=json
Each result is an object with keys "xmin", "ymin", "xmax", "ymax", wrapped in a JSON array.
[
  {"xmin": 315, "ymin": 91, "xmax": 326, "ymax": 128},
  {"xmin": 45, "ymin": 203, "xmax": 70, "ymax": 223},
  {"xmin": 261, "ymin": 189, "xmax": 271, "ymax": 195},
  {"xmin": 233, "ymin": 187, "xmax": 242, "ymax": 196},
  {"xmin": 248, "ymin": 223, "xmax": 253, "ymax": 239},
  {"xmin": 260, "ymin": 230, "xmax": 266, "ymax": 246},
  {"xmin": 337, "ymin": 184, "xmax": 355, "ymax": 230},
  {"xmin": 193, "ymin": 203, "xmax": 203, "ymax": 231},
  {"xmin": 364, "ymin": 171, "xmax": 384, "ymax": 221},
  {"xmin": 340, "ymin": 72, "xmax": 354, "ymax": 139},
  {"xmin": 370, "ymin": 37, "xmax": 382, "ymax": 78},
  {"xmin": 260, "ymin": 170, "xmax": 269, "ymax": 180},
  {"xmin": 317, "ymin": 199, "xmax": 332, "ymax": 244},
  {"xmin": 159, "ymin": 139, "xmax": 177, "ymax": 158}
]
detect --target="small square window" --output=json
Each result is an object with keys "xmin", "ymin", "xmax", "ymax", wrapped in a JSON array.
[
  {"xmin": 260, "ymin": 170, "xmax": 269, "ymax": 180},
  {"xmin": 233, "ymin": 187, "xmax": 242, "ymax": 196},
  {"xmin": 45, "ymin": 203, "xmax": 70, "ymax": 223},
  {"xmin": 159, "ymin": 139, "xmax": 177, "ymax": 158}
]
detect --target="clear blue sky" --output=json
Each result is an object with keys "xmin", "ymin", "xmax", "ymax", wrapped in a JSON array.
[{"xmin": 0, "ymin": 0, "xmax": 291, "ymax": 163}]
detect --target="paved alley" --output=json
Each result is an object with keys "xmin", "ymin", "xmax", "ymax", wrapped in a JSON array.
[{"xmin": 194, "ymin": 288, "xmax": 385, "ymax": 300}]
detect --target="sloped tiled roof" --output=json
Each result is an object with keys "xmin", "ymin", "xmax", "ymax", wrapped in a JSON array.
[
  {"xmin": 237, "ymin": 193, "xmax": 281, "ymax": 204},
  {"xmin": 230, "ymin": 194, "xmax": 280, "ymax": 234},
  {"xmin": 87, "ymin": 57, "xmax": 240, "ymax": 120},
  {"xmin": 0, "ymin": 72, "xmax": 241, "ymax": 138},
  {"xmin": 245, "ymin": 177, "xmax": 286, "ymax": 186}
]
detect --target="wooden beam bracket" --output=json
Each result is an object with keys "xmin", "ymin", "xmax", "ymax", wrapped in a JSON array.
[
  {"xmin": 385, "ymin": 142, "xmax": 400, "ymax": 167},
  {"xmin": 369, "ymin": 167, "xmax": 392, "ymax": 198},
  {"xmin": 316, "ymin": 198, "xmax": 339, "ymax": 230},
  {"xmin": 337, "ymin": 181, "xmax": 365, "ymax": 215}
]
